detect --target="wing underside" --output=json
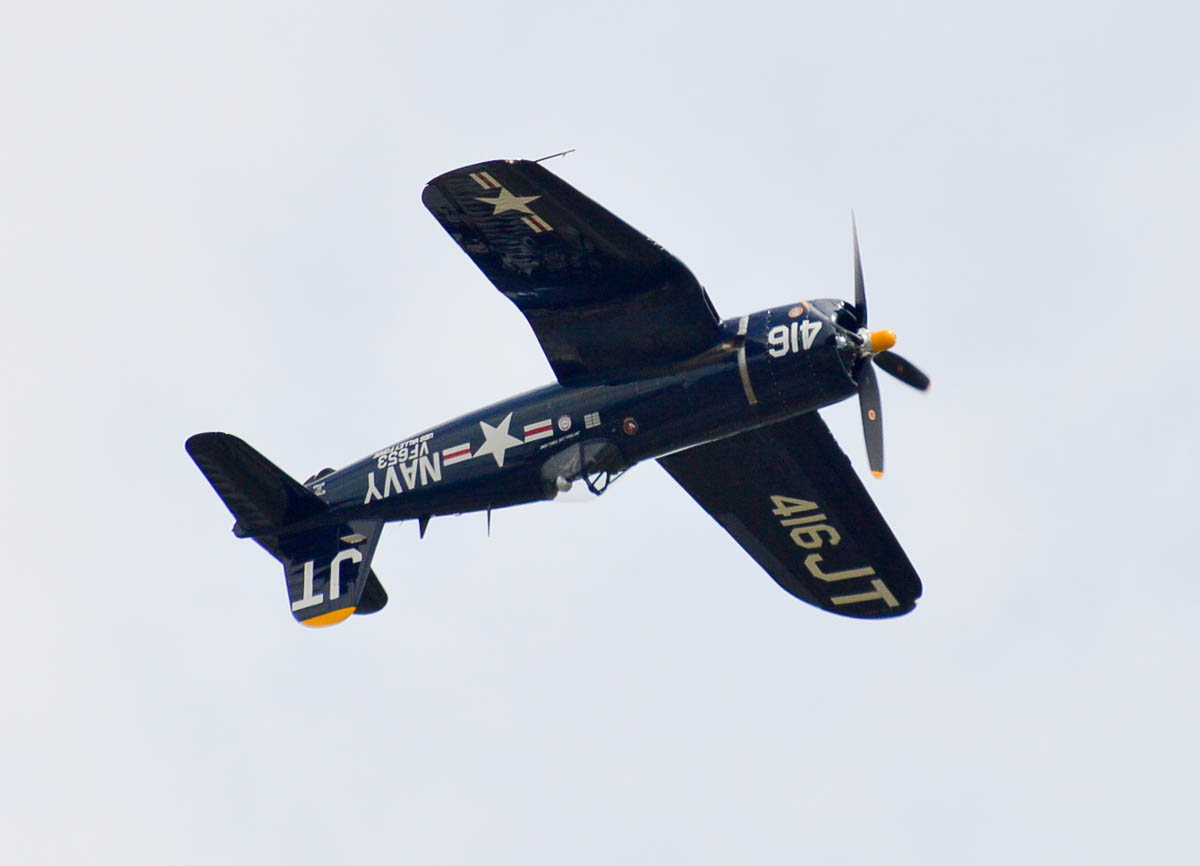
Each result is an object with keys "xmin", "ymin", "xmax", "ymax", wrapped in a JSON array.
[
  {"xmin": 423, "ymin": 159, "xmax": 720, "ymax": 384},
  {"xmin": 658, "ymin": 412, "xmax": 922, "ymax": 618}
]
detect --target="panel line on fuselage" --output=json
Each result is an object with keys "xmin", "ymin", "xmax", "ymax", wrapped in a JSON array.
[{"xmin": 736, "ymin": 315, "xmax": 759, "ymax": 406}]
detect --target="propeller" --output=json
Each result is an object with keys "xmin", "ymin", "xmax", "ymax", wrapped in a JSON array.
[
  {"xmin": 846, "ymin": 216, "xmax": 931, "ymax": 477},
  {"xmin": 874, "ymin": 349, "xmax": 930, "ymax": 392}
]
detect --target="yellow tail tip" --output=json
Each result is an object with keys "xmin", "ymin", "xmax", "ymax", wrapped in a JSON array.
[
  {"xmin": 869, "ymin": 329, "xmax": 896, "ymax": 353},
  {"xmin": 300, "ymin": 607, "xmax": 356, "ymax": 628}
]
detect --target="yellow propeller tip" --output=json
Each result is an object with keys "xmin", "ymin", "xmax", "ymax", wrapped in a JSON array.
[
  {"xmin": 869, "ymin": 329, "xmax": 896, "ymax": 353},
  {"xmin": 871, "ymin": 470, "xmax": 884, "ymax": 479}
]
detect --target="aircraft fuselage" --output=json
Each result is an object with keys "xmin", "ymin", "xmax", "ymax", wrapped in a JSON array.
[{"xmin": 288, "ymin": 300, "xmax": 859, "ymax": 532}]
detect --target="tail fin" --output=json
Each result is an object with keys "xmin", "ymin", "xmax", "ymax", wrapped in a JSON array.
[
  {"xmin": 186, "ymin": 432, "xmax": 387, "ymax": 626},
  {"xmin": 269, "ymin": 518, "xmax": 387, "ymax": 626}
]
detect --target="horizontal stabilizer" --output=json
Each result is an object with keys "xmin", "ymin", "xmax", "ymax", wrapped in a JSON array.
[
  {"xmin": 186, "ymin": 432, "xmax": 388, "ymax": 626},
  {"xmin": 185, "ymin": 432, "xmax": 325, "ymax": 536}
]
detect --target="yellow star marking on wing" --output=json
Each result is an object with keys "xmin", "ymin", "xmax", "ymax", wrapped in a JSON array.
[{"xmin": 476, "ymin": 187, "xmax": 541, "ymax": 216}]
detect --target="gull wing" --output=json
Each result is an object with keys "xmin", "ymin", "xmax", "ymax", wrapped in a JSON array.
[
  {"xmin": 423, "ymin": 159, "xmax": 721, "ymax": 384},
  {"xmin": 658, "ymin": 412, "xmax": 923, "ymax": 618}
]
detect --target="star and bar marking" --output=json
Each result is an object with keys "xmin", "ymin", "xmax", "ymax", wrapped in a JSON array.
[
  {"xmin": 473, "ymin": 412, "xmax": 524, "ymax": 468},
  {"xmin": 443, "ymin": 412, "xmax": 581, "ymax": 469},
  {"xmin": 368, "ymin": 408, "xmax": 595, "ymax": 504},
  {"xmin": 470, "ymin": 171, "xmax": 553, "ymax": 232}
]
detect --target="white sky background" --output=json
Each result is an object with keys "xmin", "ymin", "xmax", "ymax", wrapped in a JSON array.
[{"xmin": 2, "ymin": 1, "xmax": 1197, "ymax": 862}]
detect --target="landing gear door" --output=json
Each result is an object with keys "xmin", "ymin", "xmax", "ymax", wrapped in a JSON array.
[{"xmin": 540, "ymin": 439, "xmax": 627, "ymax": 498}]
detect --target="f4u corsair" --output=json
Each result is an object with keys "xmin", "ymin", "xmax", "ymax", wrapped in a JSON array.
[{"xmin": 187, "ymin": 158, "xmax": 931, "ymax": 627}]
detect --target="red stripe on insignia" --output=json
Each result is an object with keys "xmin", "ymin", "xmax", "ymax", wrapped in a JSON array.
[
  {"xmin": 523, "ymin": 420, "xmax": 553, "ymax": 441},
  {"xmin": 470, "ymin": 172, "xmax": 500, "ymax": 190},
  {"xmin": 442, "ymin": 443, "xmax": 472, "ymax": 465},
  {"xmin": 521, "ymin": 214, "xmax": 552, "ymax": 233}
]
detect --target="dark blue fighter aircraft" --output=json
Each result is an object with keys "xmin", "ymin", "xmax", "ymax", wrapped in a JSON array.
[{"xmin": 187, "ymin": 158, "xmax": 931, "ymax": 627}]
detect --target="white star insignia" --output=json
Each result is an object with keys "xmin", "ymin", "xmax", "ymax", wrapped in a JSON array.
[
  {"xmin": 473, "ymin": 412, "xmax": 524, "ymax": 468},
  {"xmin": 476, "ymin": 187, "xmax": 541, "ymax": 216}
]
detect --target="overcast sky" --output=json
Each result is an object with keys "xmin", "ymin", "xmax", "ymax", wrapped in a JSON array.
[{"xmin": 3, "ymin": 1, "xmax": 1198, "ymax": 863}]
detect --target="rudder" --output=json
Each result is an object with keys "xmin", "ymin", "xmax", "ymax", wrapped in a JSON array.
[
  {"xmin": 269, "ymin": 519, "xmax": 387, "ymax": 627},
  {"xmin": 186, "ymin": 432, "xmax": 388, "ymax": 626}
]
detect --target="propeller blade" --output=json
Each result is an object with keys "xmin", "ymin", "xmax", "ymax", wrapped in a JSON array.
[
  {"xmin": 852, "ymin": 213, "xmax": 867, "ymax": 327},
  {"xmin": 874, "ymin": 351, "xmax": 931, "ymax": 391},
  {"xmin": 857, "ymin": 360, "xmax": 885, "ymax": 477}
]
